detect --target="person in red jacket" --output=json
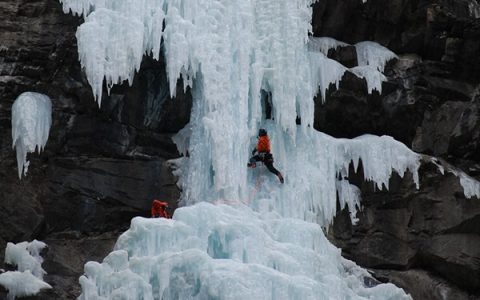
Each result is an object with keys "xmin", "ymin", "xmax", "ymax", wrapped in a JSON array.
[
  {"xmin": 248, "ymin": 129, "xmax": 284, "ymax": 183},
  {"xmin": 151, "ymin": 200, "xmax": 171, "ymax": 218}
]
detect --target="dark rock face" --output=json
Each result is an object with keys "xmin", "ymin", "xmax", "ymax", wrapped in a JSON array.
[
  {"xmin": 329, "ymin": 160, "xmax": 480, "ymax": 298},
  {"xmin": 313, "ymin": 0, "xmax": 480, "ymax": 171},
  {"xmin": 313, "ymin": 1, "xmax": 480, "ymax": 298},
  {"xmin": 0, "ymin": 0, "xmax": 191, "ymax": 298},
  {"xmin": 313, "ymin": 0, "xmax": 480, "ymax": 74},
  {"xmin": 373, "ymin": 269, "xmax": 478, "ymax": 300}
]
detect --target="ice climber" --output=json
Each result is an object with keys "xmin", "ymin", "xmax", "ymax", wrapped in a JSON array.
[
  {"xmin": 151, "ymin": 200, "xmax": 171, "ymax": 218},
  {"xmin": 248, "ymin": 129, "xmax": 284, "ymax": 184}
]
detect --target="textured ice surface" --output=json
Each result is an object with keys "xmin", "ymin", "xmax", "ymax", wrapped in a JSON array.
[
  {"xmin": 175, "ymin": 123, "xmax": 421, "ymax": 225},
  {"xmin": 11, "ymin": 92, "xmax": 52, "ymax": 178},
  {"xmin": 0, "ymin": 240, "xmax": 50, "ymax": 299},
  {"xmin": 59, "ymin": 0, "xmax": 405, "ymax": 204},
  {"xmin": 4, "ymin": 240, "xmax": 47, "ymax": 279},
  {"xmin": 78, "ymin": 203, "xmax": 411, "ymax": 300},
  {"xmin": 355, "ymin": 41, "xmax": 398, "ymax": 72},
  {"xmin": 0, "ymin": 271, "xmax": 52, "ymax": 300}
]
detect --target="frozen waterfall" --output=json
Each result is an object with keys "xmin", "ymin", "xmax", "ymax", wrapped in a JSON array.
[{"xmin": 60, "ymin": 0, "xmax": 416, "ymax": 299}]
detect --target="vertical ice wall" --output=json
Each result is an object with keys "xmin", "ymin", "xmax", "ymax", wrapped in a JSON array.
[
  {"xmin": 59, "ymin": 0, "xmax": 365, "ymax": 206},
  {"xmin": 58, "ymin": 0, "xmax": 427, "ymax": 225},
  {"xmin": 11, "ymin": 92, "xmax": 52, "ymax": 179}
]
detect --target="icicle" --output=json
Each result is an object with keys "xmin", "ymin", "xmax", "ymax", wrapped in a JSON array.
[
  {"xmin": 350, "ymin": 66, "xmax": 387, "ymax": 94},
  {"xmin": 11, "ymin": 92, "xmax": 52, "ymax": 179},
  {"xmin": 355, "ymin": 41, "xmax": 398, "ymax": 73},
  {"xmin": 307, "ymin": 37, "xmax": 348, "ymax": 56}
]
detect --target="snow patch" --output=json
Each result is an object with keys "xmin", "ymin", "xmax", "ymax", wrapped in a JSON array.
[{"xmin": 11, "ymin": 92, "xmax": 52, "ymax": 179}]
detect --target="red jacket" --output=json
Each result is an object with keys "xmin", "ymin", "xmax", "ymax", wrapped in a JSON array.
[
  {"xmin": 256, "ymin": 136, "xmax": 271, "ymax": 153},
  {"xmin": 151, "ymin": 200, "xmax": 170, "ymax": 218}
]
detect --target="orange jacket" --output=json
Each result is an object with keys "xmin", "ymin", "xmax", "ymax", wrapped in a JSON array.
[
  {"xmin": 151, "ymin": 200, "xmax": 170, "ymax": 218},
  {"xmin": 256, "ymin": 136, "xmax": 271, "ymax": 153}
]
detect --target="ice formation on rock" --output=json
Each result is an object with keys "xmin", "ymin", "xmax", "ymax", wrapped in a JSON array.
[
  {"xmin": 350, "ymin": 66, "xmax": 387, "ymax": 94},
  {"xmin": 458, "ymin": 172, "xmax": 480, "ymax": 198},
  {"xmin": 307, "ymin": 37, "xmax": 348, "ymax": 56},
  {"xmin": 306, "ymin": 39, "xmax": 396, "ymax": 95},
  {"xmin": 336, "ymin": 179, "xmax": 361, "ymax": 225},
  {"xmin": 0, "ymin": 271, "xmax": 52, "ymax": 300},
  {"xmin": 11, "ymin": 92, "xmax": 52, "ymax": 179},
  {"xmin": 59, "ymin": 0, "xmax": 421, "ymax": 299},
  {"xmin": 4, "ymin": 240, "xmax": 47, "ymax": 280},
  {"xmin": 431, "ymin": 157, "xmax": 480, "ymax": 199},
  {"xmin": 78, "ymin": 203, "xmax": 411, "ymax": 300},
  {"xmin": 173, "ymin": 124, "xmax": 421, "ymax": 226},
  {"xmin": 308, "ymin": 52, "xmax": 348, "ymax": 102},
  {"xmin": 0, "ymin": 240, "xmax": 51, "ymax": 299},
  {"xmin": 355, "ymin": 41, "xmax": 398, "ymax": 73}
]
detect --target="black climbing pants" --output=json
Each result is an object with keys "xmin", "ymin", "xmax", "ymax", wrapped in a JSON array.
[{"xmin": 249, "ymin": 153, "xmax": 281, "ymax": 176}]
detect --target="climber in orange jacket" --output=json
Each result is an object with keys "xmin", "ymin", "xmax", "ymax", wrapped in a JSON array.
[
  {"xmin": 151, "ymin": 200, "xmax": 171, "ymax": 218},
  {"xmin": 248, "ymin": 129, "xmax": 284, "ymax": 183}
]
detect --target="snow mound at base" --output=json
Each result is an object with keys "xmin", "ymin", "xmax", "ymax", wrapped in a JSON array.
[{"xmin": 78, "ymin": 203, "xmax": 411, "ymax": 300}]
